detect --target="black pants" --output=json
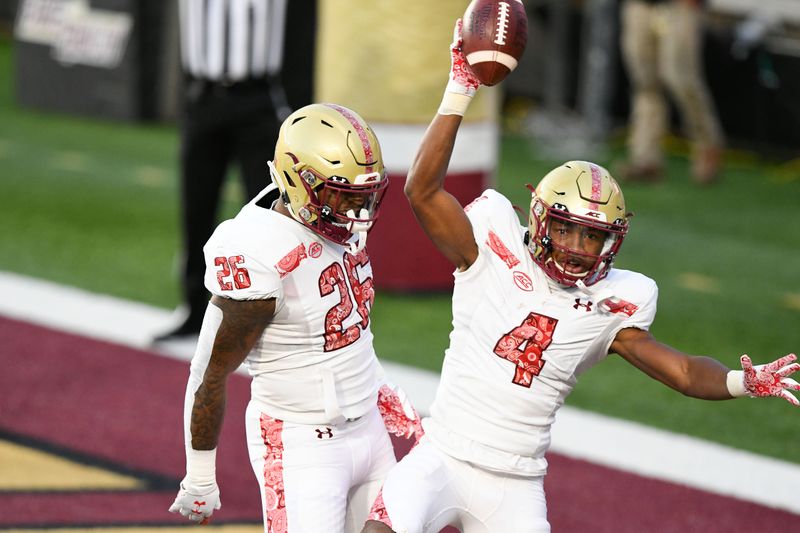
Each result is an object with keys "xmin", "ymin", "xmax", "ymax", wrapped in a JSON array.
[{"xmin": 178, "ymin": 78, "xmax": 281, "ymax": 319}]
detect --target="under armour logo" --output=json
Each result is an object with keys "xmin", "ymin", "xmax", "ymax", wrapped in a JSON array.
[
  {"xmin": 191, "ymin": 500, "xmax": 206, "ymax": 514},
  {"xmin": 573, "ymin": 298, "xmax": 593, "ymax": 312},
  {"xmin": 315, "ymin": 427, "xmax": 334, "ymax": 439}
]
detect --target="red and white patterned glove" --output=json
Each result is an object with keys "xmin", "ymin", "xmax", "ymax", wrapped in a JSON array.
[
  {"xmin": 439, "ymin": 19, "xmax": 482, "ymax": 116},
  {"xmin": 377, "ymin": 382, "xmax": 424, "ymax": 444},
  {"xmin": 727, "ymin": 353, "xmax": 800, "ymax": 405}
]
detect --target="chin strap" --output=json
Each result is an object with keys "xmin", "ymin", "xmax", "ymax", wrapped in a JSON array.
[{"xmin": 346, "ymin": 208, "xmax": 372, "ymax": 254}]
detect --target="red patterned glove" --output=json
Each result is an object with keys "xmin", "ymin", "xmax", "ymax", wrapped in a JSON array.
[
  {"xmin": 448, "ymin": 19, "xmax": 481, "ymax": 97},
  {"xmin": 727, "ymin": 353, "xmax": 800, "ymax": 405},
  {"xmin": 439, "ymin": 19, "xmax": 482, "ymax": 116},
  {"xmin": 377, "ymin": 382, "xmax": 424, "ymax": 444}
]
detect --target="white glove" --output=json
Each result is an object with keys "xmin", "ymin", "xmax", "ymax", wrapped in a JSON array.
[
  {"xmin": 168, "ymin": 448, "xmax": 221, "ymax": 524},
  {"xmin": 727, "ymin": 353, "xmax": 800, "ymax": 405},
  {"xmin": 169, "ymin": 481, "xmax": 221, "ymax": 524},
  {"xmin": 439, "ymin": 18, "xmax": 482, "ymax": 116}
]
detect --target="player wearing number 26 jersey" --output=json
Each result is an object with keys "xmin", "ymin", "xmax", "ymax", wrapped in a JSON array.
[
  {"xmin": 363, "ymin": 20, "xmax": 799, "ymax": 533},
  {"xmin": 202, "ymin": 192, "xmax": 383, "ymax": 423},
  {"xmin": 170, "ymin": 104, "xmax": 422, "ymax": 533}
]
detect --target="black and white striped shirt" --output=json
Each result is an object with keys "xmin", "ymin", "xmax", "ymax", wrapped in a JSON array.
[{"xmin": 179, "ymin": 0, "xmax": 287, "ymax": 82}]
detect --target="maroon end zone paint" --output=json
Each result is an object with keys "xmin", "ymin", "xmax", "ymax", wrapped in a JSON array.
[{"xmin": 1, "ymin": 316, "xmax": 798, "ymax": 530}]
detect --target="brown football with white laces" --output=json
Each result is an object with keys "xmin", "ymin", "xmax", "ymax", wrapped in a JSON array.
[{"xmin": 461, "ymin": 0, "xmax": 528, "ymax": 86}]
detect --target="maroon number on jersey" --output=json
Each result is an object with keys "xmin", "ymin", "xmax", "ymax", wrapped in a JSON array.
[
  {"xmin": 493, "ymin": 312, "xmax": 558, "ymax": 387},
  {"xmin": 344, "ymin": 249, "xmax": 374, "ymax": 329},
  {"xmin": 318, "ymin": 252, "xmax": 375, "ymax": 352},
  {"xmin": 319, "ymin": 262, "xmax": 361, "ymax": 351},
  {"xmin": 214, "ymin": 255, "xmax": 252, "ymax": 291}
]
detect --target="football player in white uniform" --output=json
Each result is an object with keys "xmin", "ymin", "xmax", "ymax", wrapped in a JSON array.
[
  {"xmin": 363, "ymin": 22, "xmax": 799, "ymax": 533},
  {"xmin": 169, "ymin": 103, "xmax": 422, "ymax": 532}
]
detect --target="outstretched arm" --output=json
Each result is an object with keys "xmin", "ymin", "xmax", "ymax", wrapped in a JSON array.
[
  {"xmin": 404, "ymin": 20, "xmax": 481, "ymax": 271},
  {"xmin": 169, "ymin": 295, "xmax": 275, "ymax": 523},
  {"xmin": 610, "ymin": 328, "xmax": 732, "ymax": 399},
  {"xmin": 611, "ymin": 327, "xmax": 800, "ymax": 404}
]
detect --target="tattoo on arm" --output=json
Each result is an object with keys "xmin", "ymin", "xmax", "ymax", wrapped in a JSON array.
[{"xmin": 190, "ymin": 296, "xmax": 275, "ymax": 450}]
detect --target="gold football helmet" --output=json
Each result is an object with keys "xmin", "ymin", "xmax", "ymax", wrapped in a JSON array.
[
  {"xmin": 527, "ymin": 161, "xmax": 629, "ymax": 287},
  {"xmin": 269, "ymin": 103, "xmax": 388, "ymax": 252}
]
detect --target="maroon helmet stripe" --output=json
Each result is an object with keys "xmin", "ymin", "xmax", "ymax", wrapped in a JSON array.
[
  {"xmin": 325, "ymin": 103, "xmax": 375, "ymax": 173},
  {"xmin": 588, "ymin": 163, "xmax": 602, "ymax": 210}
]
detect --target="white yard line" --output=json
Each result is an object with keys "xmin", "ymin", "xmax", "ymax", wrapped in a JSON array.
[{"xmin": 2, "ymin": 270, "xmax": 798, "ymax": 514}]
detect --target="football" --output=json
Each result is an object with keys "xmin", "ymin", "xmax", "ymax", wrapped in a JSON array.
[{"xmin": 461, "ymin": 0, "xmax": 528, "ymax": 86}]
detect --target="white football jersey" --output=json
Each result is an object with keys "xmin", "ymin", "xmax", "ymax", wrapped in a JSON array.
[
  {"xmin": 425, "ymin": 189, "xmax": 658, "ymax": 476},
  {"xmin": 197, "ymin": 191, "xmax": 383, "ymax": 425}
]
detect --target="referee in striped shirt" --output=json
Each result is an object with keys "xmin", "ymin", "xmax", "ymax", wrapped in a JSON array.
[{"xmin": 156, "ymin": 0, "xmax": 291, "ymax": 341}]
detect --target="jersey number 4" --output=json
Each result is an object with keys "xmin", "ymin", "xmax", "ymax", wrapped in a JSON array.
[
  {"xmin": 493, "ymin": 312, "xmax": 558, "ymax": 387},
  {"xmin": 318, "ymin": 251, "xmax": 374, "ymax": 352}
]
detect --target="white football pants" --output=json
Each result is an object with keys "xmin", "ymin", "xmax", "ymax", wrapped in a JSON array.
[
  {"xmin": 376, "ymin": 438, "xmax": 550, "ymax": 533},
  {"xmin": 246, "ymin": 401, "xmax": 396, "ymax": 533}
]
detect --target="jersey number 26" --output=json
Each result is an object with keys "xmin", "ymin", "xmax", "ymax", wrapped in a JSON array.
[{"xmin": 319, "ymin": 251, "xmax": 374, "ymax": 352}]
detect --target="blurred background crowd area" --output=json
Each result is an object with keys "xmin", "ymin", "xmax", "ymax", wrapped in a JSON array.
[{"xmin": 0, "ymin": 0, "xmax": 799, "ymax": 153}]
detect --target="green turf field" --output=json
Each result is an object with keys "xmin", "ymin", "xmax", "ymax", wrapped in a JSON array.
[{"xmin": 1, "ymin": 37, "xmax": 798, "ymax": 463}]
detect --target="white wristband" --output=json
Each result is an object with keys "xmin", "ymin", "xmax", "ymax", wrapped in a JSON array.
[
  {"xmin": 438, "ymin": 91, "xmax": 473, "ymax": 116},
  {"xmin": 726, "ymin": 370, "xmax": 747, "ymax": 398},
  {"xmin": 184, "ymin": 447, "xmax": 217, "ymax": 489}
]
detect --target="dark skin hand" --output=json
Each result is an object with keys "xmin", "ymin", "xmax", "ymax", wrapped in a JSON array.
[{"xmin": 190, "ymin": 295, "xmax": 276, "ymax": 450}]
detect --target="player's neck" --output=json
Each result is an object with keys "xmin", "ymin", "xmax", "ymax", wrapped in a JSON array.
[{"xmin": 273, "ymin": 200, "xmax": 293, "ymax": 219}]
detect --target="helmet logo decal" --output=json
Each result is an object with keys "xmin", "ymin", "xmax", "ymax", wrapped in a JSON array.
[
  {"xmin": 486, "ymin": 230, "xmax": 520, "ymax": 269},
  {"xmin": 325, "ymin": 103, "xmax": 375, "ymax": 173},
  {"xmin": 588, "ymin": 163, "xmax": 603, "ymax": 210}
]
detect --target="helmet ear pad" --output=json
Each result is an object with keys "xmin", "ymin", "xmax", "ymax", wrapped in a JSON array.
[
  {"xmin": 269, "ymin": 104, "xmax": 388, "ymax": 247},
  {"xmin": 527, "ymin": 161, "xmax": 629, "ymax": 287}
]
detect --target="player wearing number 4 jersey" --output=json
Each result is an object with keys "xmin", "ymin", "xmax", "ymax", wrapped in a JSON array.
[
  {"xmin": 169, "ymin": 103, "xmax": 423, "ymax": 532},
  {"xmin": 362, "ymin": 20, "xmax": 800, "ymax": 533}
]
